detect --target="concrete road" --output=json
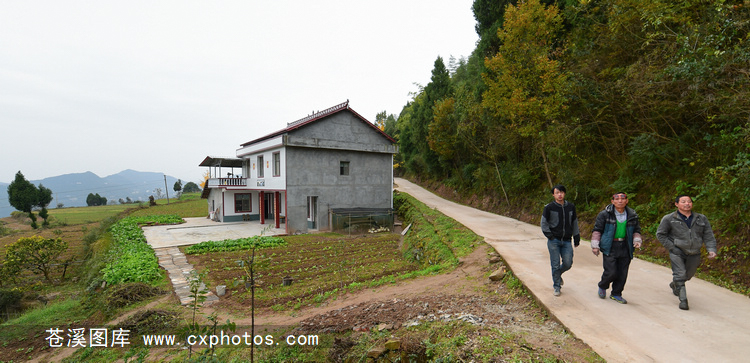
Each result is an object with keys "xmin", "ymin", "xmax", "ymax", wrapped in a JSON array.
[{"xmin": 395, "ymin": 178, "xmax": 750, "ymax": 363}]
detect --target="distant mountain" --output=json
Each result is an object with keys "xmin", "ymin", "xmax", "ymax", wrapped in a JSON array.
[{"xmin": 0, "ymin": 170, "xmax": 187, "ymax": 218}]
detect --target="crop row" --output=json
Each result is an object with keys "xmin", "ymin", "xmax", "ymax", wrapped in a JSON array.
[
  {"xmin": 184, "ymin": 235, "xmax": 286, "ymax": 255},
  {"xmin": 101, "ymin": 215, "xmax": 183, "ymax": 285}
]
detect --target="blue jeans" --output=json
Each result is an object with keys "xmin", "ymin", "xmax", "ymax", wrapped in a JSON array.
[{"xmin": 548, "ymin": 239, "xmax": 574, "ymax": 289}]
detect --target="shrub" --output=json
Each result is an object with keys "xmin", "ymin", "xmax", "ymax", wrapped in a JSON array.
[{"xmin": 105, "ymin": 282, "xmax": 165, "ymax": 309}]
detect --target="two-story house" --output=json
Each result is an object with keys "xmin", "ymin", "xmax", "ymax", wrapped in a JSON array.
[{"xmin": 199, "ymin": 101, "xmax": 398, "ymax": 234}]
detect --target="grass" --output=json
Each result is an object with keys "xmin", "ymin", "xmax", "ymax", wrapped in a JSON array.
[
  {"xmin": 129, "ymin": 193, "xmax": 206, "ymax": 219},
  {"xmin": 47, "ymin": 204, "xmax": 138, "ymax": 225},
  {"xmin": 41, "ymin": 192, "xmax": 205, "ymax": 226}
]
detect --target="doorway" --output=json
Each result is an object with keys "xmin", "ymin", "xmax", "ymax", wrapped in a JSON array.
[
  {"xmin": 263, "ymin": 192, "xmax": 275, "ymax": 220},
  {"xmin": 307, "ymin": 196, "xmax": 317, "ymax": 229}
]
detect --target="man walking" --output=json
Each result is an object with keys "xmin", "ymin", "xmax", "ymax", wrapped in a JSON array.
[
  {"xmin": 541, "ymin": 185, "xmax": 581, "ymax": 296},
  {"xmin": 656, "ymin": 195, "xmax": 718, "ymax": 310},
  {"xmin": 591, "ymin": 192, "xmax": 643, "ymax": 304}
]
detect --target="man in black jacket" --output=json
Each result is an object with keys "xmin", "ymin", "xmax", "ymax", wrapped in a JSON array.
[{"xmin": 541, "ymin": 185, "xmax": 581, "ymax": 296}]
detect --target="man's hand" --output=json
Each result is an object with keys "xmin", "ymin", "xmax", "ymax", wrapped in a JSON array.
[
  {"xmin": 592, "ymin": 248, "xmax": 600, "ymax": 256},
  {"xmin": 708, "ymin": 251, "xmax": 717, "ymax": 259},
  {"xmin": 634, "ymin": 241, "xmax": 642, "ymax": 249}
]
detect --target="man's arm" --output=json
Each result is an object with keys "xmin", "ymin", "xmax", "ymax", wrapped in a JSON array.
[
  {"xmin": 655, "ymin": 214, "xmax": 675, "ymax": 251},
  {"xmin": 540, "ymin": 205, "xmax": 554, "ymax": 239},
  {"xmin": 702, "ymin": 215, "xmax": 718, "ymax": 258},
  {"xmin": 571, "ymin": 205, "xmax": 581, "ymax": 247},
  {"xmin": 590, "ymin": 211, "xmax": 606, "ymax": 253}
]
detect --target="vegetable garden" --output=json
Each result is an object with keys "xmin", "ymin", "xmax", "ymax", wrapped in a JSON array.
[{"xmin": 185, "ymin": 233, "xmax": 422, "ymax": 311}]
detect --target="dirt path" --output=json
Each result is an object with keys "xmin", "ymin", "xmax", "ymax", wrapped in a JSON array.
[
  {"xmin": 394, "ymin": 177, "xmax": 750, "ymax": 363},
  {"xmin": 213, "ymin": 245, "xmax": 494, "ymax": 327}
]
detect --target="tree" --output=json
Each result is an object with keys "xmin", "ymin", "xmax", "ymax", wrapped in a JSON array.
[
  {"xmin": 86, "ymin": 193, "xmax": 107, "ymax": 206},
  {"xmin": 183, "ymin": 181, "xmax": 201, "ymax": 193},
  {"xmin": 482, "ymin": 0, "xmax": 569, "ymax": 189},
  {"xmin": 4, "ymin": 236, "xmax": 68, "ymax": 282},
  {"xmin": 7, "ymin": 171, "xmax": 53, "ymax": 229},
  {"xmin": 173, "ymin": 179, "xmax": 183, "ymax": 194}
]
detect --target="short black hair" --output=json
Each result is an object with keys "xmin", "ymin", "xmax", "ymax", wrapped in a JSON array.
[
  {"xmin": 675, "ymin": 194, "xmax": 692, "ymax": 203},
  {"xmin": 551, "ymin": 185, "xmax": 566, "ymax": 194}
]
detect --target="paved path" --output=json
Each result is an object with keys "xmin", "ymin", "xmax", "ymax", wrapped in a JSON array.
[
  {"xmin": 395, "ymin": 178, "xmax": 750, "ymax": 363},
  {"xmin": 143, "ymin": 217, "xmax": 286, "ymax": 305}
]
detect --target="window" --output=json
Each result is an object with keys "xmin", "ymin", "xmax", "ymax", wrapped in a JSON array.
[
  {"xmin": 273, "ymin": 152, "xmax": 281, "ymax": 177},
  {"xmin": 340, "ymin": 161, "xmax": 350, "ymax": 175},
  {"xmin": 257, "ymin": 155, "xmax": 264, "ymax": 178},
  {"xmin": 235, "ymin": 194, "xmax": 251, "ymax": 213}
]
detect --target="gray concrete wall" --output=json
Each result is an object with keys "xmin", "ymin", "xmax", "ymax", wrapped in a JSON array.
[
  {"xmin": 285, "ymin": 148, "xmax": 393, "ymax": 233},
  {"xmin": 284, "ymin": 110, "xmax": 394, "ymax": 234}
]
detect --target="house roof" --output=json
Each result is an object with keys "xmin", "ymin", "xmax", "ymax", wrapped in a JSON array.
[
  {"xmin": 240, "ymin": 100, "xmax": 396, "ymax": 147},
  {"xmin": 198, "ymin": 156, "xmax": 243, "ymax": 168}
]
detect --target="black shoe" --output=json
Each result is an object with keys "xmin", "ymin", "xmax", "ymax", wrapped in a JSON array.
[
  {"xmin": 669, "ymin": 282, "xmax": 679, "ymax": 296},
  {"xmin": 679, "ymin": 300, "xmax": 689, "ymax": 310}
]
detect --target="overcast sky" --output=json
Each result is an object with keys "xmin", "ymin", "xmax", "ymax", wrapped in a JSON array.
[{"xmin": 0, "ymin": 1, "xmax": 478, "ymax": 184}]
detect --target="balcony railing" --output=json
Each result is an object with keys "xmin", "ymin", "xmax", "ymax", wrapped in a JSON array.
[{"xmin": 207, "ymin": 178, "xmax": 247, "ymax": 187}]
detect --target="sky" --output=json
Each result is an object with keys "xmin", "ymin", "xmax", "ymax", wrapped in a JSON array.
[{"xmin": 0, "ymin": 1, "xmax": 479, "ymax": 185}]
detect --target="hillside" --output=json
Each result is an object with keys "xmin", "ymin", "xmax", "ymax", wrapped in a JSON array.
[
  {"xmin": 388, "ymin": 0, "xmax": 750, "ymax": 294},
  {"xmin": 0, "ymin": 170, "xmax": 187, "ymax": 218}
]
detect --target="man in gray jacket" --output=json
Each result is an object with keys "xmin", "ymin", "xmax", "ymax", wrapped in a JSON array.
[{"xmin": 656, "ymin": 195, "xmax": 718, "ymax": 310}]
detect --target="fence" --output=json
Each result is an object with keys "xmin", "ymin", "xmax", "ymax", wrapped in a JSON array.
[{"xmin": 330, "ymin": 208, "xmax": 394, "ymax": 235}]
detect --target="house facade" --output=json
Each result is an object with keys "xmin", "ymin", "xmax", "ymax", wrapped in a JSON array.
[{"xmin": 200, "ymin": 101, "xmax": 397, "ymax": 234}]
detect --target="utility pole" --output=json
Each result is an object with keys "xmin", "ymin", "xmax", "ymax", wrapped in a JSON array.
[{"xmin": 164, "ymin": 175, "xmax": 170, "ymax": 204}]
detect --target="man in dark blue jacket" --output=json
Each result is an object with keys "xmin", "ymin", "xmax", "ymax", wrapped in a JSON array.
[
  {"xmin": 541, "ymin": 185, "xmax": 581, "ymax": 296},
  {"xmin": 591, "ymin": 192, "xmax": 642, "ymax": 304}
]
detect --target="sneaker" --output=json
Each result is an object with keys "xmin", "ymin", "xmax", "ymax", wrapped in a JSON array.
[
  {"xmin": 610, "ymin": 295, "xmax": 627, "ymax": 304},
  {"xmin": 598, "ymin": 288, "xmax": 606, "ymax": 299},
  {"xmin": 553, "ymin": 288, "xmax": 561, "ymax": 296}
]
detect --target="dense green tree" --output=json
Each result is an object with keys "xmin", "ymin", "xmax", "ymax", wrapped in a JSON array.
[
  {"xmin": 86, "ymin": 193, "xmax": 107, "ymax": 206},
  {"xmin": 173, "ymin": 179, "xmax": 183, "ymax": 193},
  {"xmin": 7, "ymin": 171, "xmax": 53, "ymax": 229},
  {"xmin": 7, "ymin": 171, "xmax": 37, "ymax": 214},
  {"xmin": 183, "ymin": 182, "xmax": 201, "ymax": 193}
]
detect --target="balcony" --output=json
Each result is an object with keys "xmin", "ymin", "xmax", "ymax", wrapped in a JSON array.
[{"xmin": 207, "ymin": 178, "xmax": 247, "ymax": 187}]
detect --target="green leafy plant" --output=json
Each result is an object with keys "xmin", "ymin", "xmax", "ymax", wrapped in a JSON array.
[
  {"xmin": 101, "ymin": 215, "xmax": 183, "ymax": 285},
  {"xmin": 184, "ymin": 236, "xmax": 286, "ymax": 255}
]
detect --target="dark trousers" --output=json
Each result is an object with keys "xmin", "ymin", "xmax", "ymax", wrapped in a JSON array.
[
  {"xmin": 598, "ymin": 240, "xmax": 631, "ymax": 296},
  {"xmin": 670, "ymin": 249, "xmax": 701, "ymax": 283}
]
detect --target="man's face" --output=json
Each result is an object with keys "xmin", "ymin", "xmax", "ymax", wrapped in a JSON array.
[
  {"xmin": 612, "ymin": 193, "xmax": 629, "ymax": 211},
  {"xmin": 676, "ymin": 196, "xmax": 693, "ymax": 214},
  {"xmin": 553, "ymin": 188, "xmax": 566, "ymax": 204}
]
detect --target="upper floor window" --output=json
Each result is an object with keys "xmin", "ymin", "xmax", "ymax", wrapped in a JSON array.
[
  {"xmin": 340, "ymin": 161, "xmax": 350, "ymax": 176},
  {"xmin": 273, "ymin": 152, "xmax": 281, "ymax": 177},
  {"xmin": 257, "ymin": 155, "xmax": 264, "ymax": 178}
]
